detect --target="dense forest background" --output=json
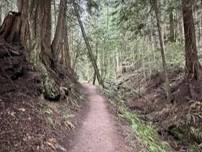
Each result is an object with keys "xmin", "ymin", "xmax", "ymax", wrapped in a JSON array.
[{"xmin": 1, "ymin": 0, "xmax": 202, "ymax": 87}]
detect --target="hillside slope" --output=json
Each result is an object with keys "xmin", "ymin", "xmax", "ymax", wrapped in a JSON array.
[{"xmin": 0, "ymin": 38, "xmax": 72, "ymax": 151}]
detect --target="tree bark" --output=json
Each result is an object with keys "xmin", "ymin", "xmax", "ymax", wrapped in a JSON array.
[
  {"xmin": 63, "ymin": 17, "xmax": 71, "ymax": 67},
  {"xmin": 16, "ymin": 0, "xmax": 62, "ymax": 100},
  {"xmin": 152, "ymin": 0, "xmax": 171, "ymax": 102},
  {"xmin": 0, "ymin": 0, "xmax": 79, "ymax": 101},
  {"xmin": 182, "ymin": 0, "xmax": 202, "ymax": 81},
  {"xmin": 52, "ymin": 0, "xmax": 66, "ymax": 67},
  {"xmin": 169, "ymin": 9, "xmax": 175, "ymax": 42},
  {"xmin": 53, "ymin": 0, "xmax": 57, "ymax": 28},
  {"xmin": 16, "ymin": 0, "xmax": 53, "ymax": 67},
  {"xmin": 0, "ymin": 11, "xmax": 22, "ymax": 42},
  {"xmin": 40, "ymin": 0, "xmax": 53, "ymax": 67},
  {"xmin": 0, "ymin": 5, "xmax": 2, "ymax": 25}
]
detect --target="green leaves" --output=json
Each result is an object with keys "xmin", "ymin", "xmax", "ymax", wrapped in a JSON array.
[
  {"xmin": 120, "ymin": 108, "xmax": 172, "ymax": 152},
  {"xmin": 86, "ymin": 0, "xmax": 99, "ymax": 15}
]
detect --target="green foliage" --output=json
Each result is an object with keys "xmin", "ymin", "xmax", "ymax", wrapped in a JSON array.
[
  {"xmin": 188, "ymin": 144, "xmax": 202, "ymax": 152},
  {"xmin": 43, "ymin": 74, "xmax": 60, "ymax": 100},
  {"xmin": 73, "ymin": 0, "xmax": 187, "ymax": 83},
  {"xmin": 164, "ymin": 41, "xmax": 184, "ymax": 70},
  {"xmin": 38, "ymin": 63, "xmax": 60, "ymax": 101},
  {"xmin": 105, "ymin": 85, "xmax": 171, "ymax": 152},
  {"xmin": 73, "ymin": 0, "xmax": 202, "ymax": 151},
  {"xmin": 86, "ymin": 0, "xmax": 99, "ymax": 14},
  {"xmin": 119, "ymin": 106, "xmax": 171, "ymax": 152},
  {"xmin": 169, "ymin": 125, "xmax": 202, "ymax": 151},
  {"xmin": 112, "ymin": 0, "xmax": 151, "ymax": 36}
]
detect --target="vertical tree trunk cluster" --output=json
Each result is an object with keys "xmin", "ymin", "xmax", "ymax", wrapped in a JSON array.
[
  {"xmin": 17, "ymin": 0, "xmax": 71, "ymax": 70},
  {"xmin": 16, "ymin": 0, "xmax": 53, "ymax": 67},
  {"xmin": 0, "ymin": 0, "xmax": 78, "ymax": 100}
]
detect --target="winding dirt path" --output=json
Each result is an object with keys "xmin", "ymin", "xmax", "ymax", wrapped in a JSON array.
[{"xmin": 68, "ymin": 84, "xmax": 130, "ymax": 152}]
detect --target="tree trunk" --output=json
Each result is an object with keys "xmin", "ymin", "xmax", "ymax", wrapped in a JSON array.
[
  {"xmin": 0, "ymin": 5, "xmax": 2, "ymax": 25},
  {"xmin": 0, "ymin": 0, "xmax": 79, "ymax": 101},
  {"xmin": 52, "ymin": 0, "xmax": 66, "ymax": 67},
  {"xmin": 40, "ymin": 0, "xmax": 53, "ymax": 67},
  {"xmin": 178, "ymin": 0, "xmax": 202, "ymax": 100},
  {"xmin": 182, "ymin": 0, "xmax": 202, "ymax": 81},
  {"xmin": 16, "ymin": 0, "xmax": 53, "ymax": 67},
  {"xmin": 16, "ymin": 0, "xmax": 61, "ymax": 100},
  {"xmin": 72, "ymin": 0, "xmax": 104, "ymax": 87},
  {"xmin": 169, "ymin": 9, "xmax": 175, "ymax": 42},
  {"xmin": 0, "ymin": 12, "xmax": 21, "ymax": 42},
  {"xmin": 63, "ymin": 17, "xmax": 71, "ymax": 67},
  {"xmin": 53, "ymin": 0, "xmax": 57, "ymax": 29},
  {"xmin": 93, "ymin": 41, "xmax": 99, "ymax": 85},
  {"xmin": 152, "ymin": 0, "xmax": 171, "ymax": 102}
]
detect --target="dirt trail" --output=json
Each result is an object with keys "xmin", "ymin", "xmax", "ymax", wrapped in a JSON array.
[{"xmin": 68, "ymin": 84, "xmax": 130, "ymax": 152}]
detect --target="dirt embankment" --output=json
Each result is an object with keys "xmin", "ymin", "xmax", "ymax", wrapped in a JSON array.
[
  {"xmin": 0, "ymin": 39, "xmax": 75, "ymax": 152},
  {"xmin": 119, "ymin": 69, "xmax": 202, "ymax": 151}
]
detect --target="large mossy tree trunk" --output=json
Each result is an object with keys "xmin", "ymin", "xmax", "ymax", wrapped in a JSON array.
[
  {"xmin": 17, "ymin": 0, "xmax": 61, "ymax": 101},
  {"xmin": 17, "ymin": 0, "xmax": 53, "ymax": 67},
  {"xmin": 182, "ymin": 0, "xmax": 202, "ymax": 80},
  {"xmin": 0, "ymin": 0, "xmax": 78, "ymax": 101},
  {"xmin": 182, "ymin": 0, "xmax": 202, "ymax": 100}
]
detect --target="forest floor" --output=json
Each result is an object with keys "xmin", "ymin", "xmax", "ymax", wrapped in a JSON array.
[
  {"xmin": 0, "ymin": 38, "xmax": 145, "ymax": 151},
  {"xmin": 0, "ymin": 39, "xmax": 79, "ymax": 152},
  {"xmin": 4, "ymin": 34, "xmax": 202, "ymax": 151},
  {"xmin": 113, "ymin": 68, "xmax": 202, "ymax": 151},
  {"xmin": 67, "ymin": 84, "xmax": 144, "ymax": 152}
]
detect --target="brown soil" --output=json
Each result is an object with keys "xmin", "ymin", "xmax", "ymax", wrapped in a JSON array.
[
  {"xmin": 68, "ymin": 84, "xmax": 133, "ymax": 152},
  {"xmin": 0, "ymin": 39, "xmax": 73, "ymax": 152}
]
